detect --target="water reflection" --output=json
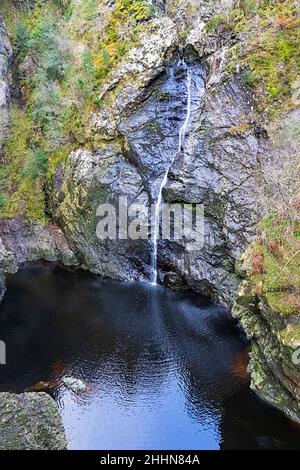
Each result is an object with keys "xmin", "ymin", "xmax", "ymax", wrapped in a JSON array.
[{"xmin": 0, "ymin": 265, "xmax": 299, "ymax": 450}]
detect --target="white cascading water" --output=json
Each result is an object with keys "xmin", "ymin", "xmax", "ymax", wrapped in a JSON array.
[{"xmin": 151, "ymin": 60, "xmax": 192, "ymax": 284}]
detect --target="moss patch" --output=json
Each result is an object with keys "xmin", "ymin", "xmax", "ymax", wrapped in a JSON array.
[
  {"xmin": 227, "ymin": 0, "xmax": 300, "ymax": 118},
  {"xmin": 244, "ymin": 212, "xmax": 300, "ymax": 316}
]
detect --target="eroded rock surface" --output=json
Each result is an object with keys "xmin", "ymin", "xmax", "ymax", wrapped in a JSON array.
[
  {"xmin": 0, "ymin": 218, "xmax": 77, "ymax": 266},
  {"xmin": 0, "ymin": 238, "xmax": 17, "ymax": 302},
  {"xmin": 0, "ymin": 218, "xmax": 77, "ymax": 300},
  {"xmin": 232, "ymin": 109, "xmax": 300, "ymax": 422},
  {"xmin": 56, "ymin": 144, "xmax": 150, "ymax": 281},
  {"xmin": 233, "ymin": 281, "xmax": 300, "ymax": 423},
  {"xmin": 0, "ymin": 392, "xmax": 67, "ymax": 450},
  {"xmin": 53, "ymin": 30, "xmax": 267, "ymax": 303}
]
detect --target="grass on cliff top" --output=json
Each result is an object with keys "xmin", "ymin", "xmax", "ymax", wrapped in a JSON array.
[
  {"xmin": 0, "ymin": 0, "xmax": 155, "ymax": 223},
  {"xmin": 209, "ymin": 0, "xmax": 300, "ymax": 119},
  {"xmin": 246, "ymin": 209, "xmax": 300, "ymax": 316}
]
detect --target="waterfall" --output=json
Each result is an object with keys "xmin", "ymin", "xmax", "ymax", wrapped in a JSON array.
[{"xmin": 151, "ymin": 60, "xmax": 192, "ymax": 284}]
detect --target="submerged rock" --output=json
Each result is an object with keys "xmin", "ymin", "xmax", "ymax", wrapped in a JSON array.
[
  {"xmin": 25, "ymin": 381, "xmax": 54, "ymax": 393},
  {"xmin": 0, "ymin": 392, "xmax": 67, "ymax": 450}
]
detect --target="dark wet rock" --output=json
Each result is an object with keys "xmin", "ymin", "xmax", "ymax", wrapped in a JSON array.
[
  {"xmin": 0, "ymin": 218, "xmax": 77, "ymax": 266},
  {"xmin": 55, "ymin": 144, "xmax": 151, "ymax": 281},
  {"xmin": 55, "ymin": 50, "xmax": 266, "ymax": 304},
  {"xmin": 0, "ymin": 218, "xmax": 77, "ymax": 300},
  {"xmin": 158, "ymin": 76, "xmax": 265, "ymax": 303},
  {"xmin": 0, "ymin": 392, "xmax": 67, "ymax": 450},
  {"xmin": 0, "ymin": 239, "xmax": 17, "ymax": 302},
  {"xmin": 25, "ymin": 381, "xmax": 54, "ymax": 393}
]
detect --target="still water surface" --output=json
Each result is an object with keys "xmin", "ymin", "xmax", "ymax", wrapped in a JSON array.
[{"xmin": 0, "ymin": 265, "xmax": 299, "ymax": 450}]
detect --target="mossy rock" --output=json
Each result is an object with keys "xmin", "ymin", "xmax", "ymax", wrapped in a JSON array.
[
  {"xmin": 250, "ymin": 341, "xmax": 300, "ymax": 423},
  {"xmin": 0, "ymin": 392, "xmax": 67, "ymax": 450}
]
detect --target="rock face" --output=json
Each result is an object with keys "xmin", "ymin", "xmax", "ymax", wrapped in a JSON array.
[
  {"xmin": 0, "ymin": 218, "xmax": 77, "ymax": 301},
  {"xmin": 0, "ymin": 17, "xmax": 11, "ymax": 157},
  {"xmin": 56, "ymin": 144, "xmax": 151, "ymax": 281},
  {"xmin": 233, "ymin": 281, "xmax": 300, "ymax": 423},
  {"xmin": 0, "ymin": 392, "xmax": 67, "ymax": 450},
  {"xmin": 0, "ymin": 238, "xmax": 17, "ymax": 302},
  {"xmin": 0, "ymin": 218, "xmax": 77, "ymax": 266},
  {"xmin": 159, "ymin": 73, "xmax": 264, "ymax": 303},
  {"xmin": 52, "ymin": 19, "xmax": 267, "ymax": 304},
  {"xmin": 0, "ymin": 4, "xmax": 268, "ymax": 306},
  {"xmin": 231, "ymin": 107, "xmax": 300, "ymax": 423},
  {"xmin": 51, "ymin": 17, "xmax": 180, "ymax": 282}
]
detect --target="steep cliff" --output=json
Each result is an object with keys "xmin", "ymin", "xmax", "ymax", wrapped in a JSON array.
[
  {"xmin": 233, "ymin": 115, "xmax": 300, "ymax": 421},
  {"xmin": 43, "ymin": 0, "xmax": 270, "ymax": 303},
  {"xmin": 0, "ymin": 1, "xmax": 272, "ymax": 304}
]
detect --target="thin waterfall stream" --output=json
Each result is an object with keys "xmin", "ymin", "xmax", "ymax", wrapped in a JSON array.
[{"xmin": 151, "ymin": 59, "xmax": 192, "ymax": 284}]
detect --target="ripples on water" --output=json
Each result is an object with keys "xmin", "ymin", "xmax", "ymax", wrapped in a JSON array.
[{"xmin": 0, "ymin": 265, "xmax": 300, "ymax": 450}]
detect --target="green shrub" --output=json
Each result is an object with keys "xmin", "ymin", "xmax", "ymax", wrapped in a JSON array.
[
  {"xmin": 0, "ymin": 192, "xmax": 8, "ymax": 209},
  {"xmin": 13, "ymin": 23, "xmax": 30, "ymax": 60},
  {"xmin": 229, "ymin": 0, "xmax": 300, "ymax": 117},
  {"xmin": 116, "ymin": 0, "xmax": 155, "ymax": 22},
  {"xmin": 0, "ymin": 0, "xmax": 155, "ymax": 223},
  {"xmin": 247, "ymin": 212, "xmax": 300, "ymax": 315},
  {"xmin": 242, "ymin": 69, "xmax": 260, "ymax": 86},
  {"xmin": 23, "ymin": 150, "xmax": 49, "ymax": 180},
  {"xmin": 239, "ymin": 0, "xmax": 258, "ymax": 17},
  {"xmin": 206, "ymin": 14, "xmax": 227, "ymax": 32},
  {"xmin": 29, "ymin": 18, "xmax": 69, "ymax": 82}
]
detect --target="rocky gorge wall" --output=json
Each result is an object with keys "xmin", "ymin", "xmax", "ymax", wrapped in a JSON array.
[
  {"xmin": 0, "ymin": 0, "xmax": 299, "ymax": 436},
  {"xmin": 233, "ymin": 280, "xmax": 300, "ymax": 423},
  {"xmin": 0, "ymin": 1, "xmax": 270, "ymax": 305},
  {"xmin": 0, "ymin": 12, "xmax": 70, "ymax": 449},
  {"xmin": 49, "ymin": 14, "xmax": 267, "ymax": 305}
]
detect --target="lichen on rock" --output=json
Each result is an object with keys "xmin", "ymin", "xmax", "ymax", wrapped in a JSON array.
[{"xmin": 0, "ymin": 392, "xmax": 67, "ymax": 450}]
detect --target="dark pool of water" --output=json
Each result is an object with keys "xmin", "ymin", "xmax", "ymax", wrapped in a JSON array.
[{"xmin": 0, "ymin": 265, "xmax": 300, "ymax": 450}]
